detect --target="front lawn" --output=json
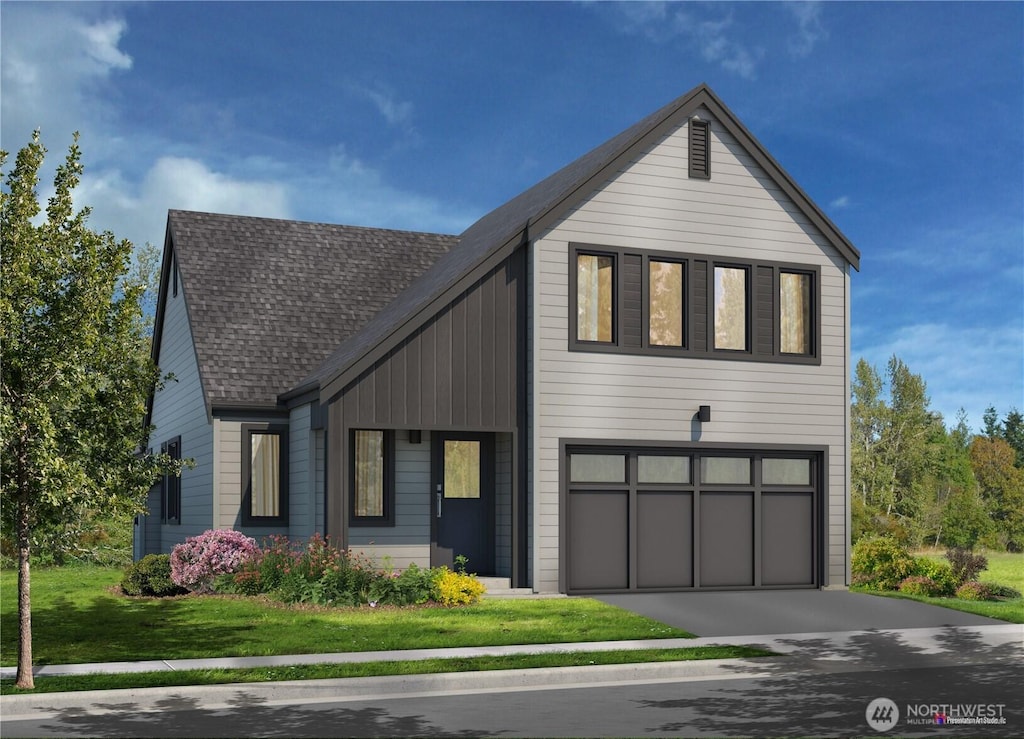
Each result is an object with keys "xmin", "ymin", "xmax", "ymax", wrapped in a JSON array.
[{"xmin": 0, "ymin": 565, "xmax": 692, "ymax": 667}]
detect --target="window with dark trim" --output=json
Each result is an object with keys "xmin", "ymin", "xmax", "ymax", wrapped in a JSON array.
[
  {"xmin": 713, "ymin": 265, "xmax": 749, "ymax": 352},
  {"xmin": 779, "ymin": 270, "xmax": 814, "ymax": 356},
  {"xmin": 689, "ymin": 119, "xmax": 710, "ymax": 179},
  {"xmin": 648, "ymin": 259, "xmax": 685, "ymax": 347},
  {"xmin": 575, "ymin": 251, "xmax": 616, "ymax": 344},
  {"xmin": 242, "ymin": 424, "xmax": 289, "ymax": 526},
  {"xmin": 351, "ymin": 429, "xmax": 395, "ymax": 526},
  {"xmin": 568, "ymin": 243, "xmax": 820, "ymax": 364},
  {"xmin": 162, "ymin": 437, "xmax": 181, "ymax": 524}
]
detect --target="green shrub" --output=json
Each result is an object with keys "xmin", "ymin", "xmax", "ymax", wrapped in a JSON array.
[
  {"xmin": 121, "ymin": 554, "xmax": 187, "ymax": 597},
  {"xmin": 912, "ymin": 557, "xmax": 958, "ymax": 596},
  {"xmin": 945, "ymin": 548, "xmax": 988, "ymax": 585},
  {"xmin": 851, "ymin": 537, "xmax": 915, "ymax": 590},
  {"xmin": 898, "ymin": 576, "xmax": 940, "ymax": 597},
  {"xmin": 955, "ymin": 581, "xmax": 994, "ymax": 601},
  {"xmin": 985, "ymin": 583, "xmax": 1022, "ymax": 600},
  {"xmin": 369, "ymin": 563, "xmax": 437, "ymax": 606}
]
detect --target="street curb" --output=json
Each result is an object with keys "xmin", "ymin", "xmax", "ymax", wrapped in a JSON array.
[{"xmin": 0, "ymin": 657, "xmax": 783, "ymax": 718}]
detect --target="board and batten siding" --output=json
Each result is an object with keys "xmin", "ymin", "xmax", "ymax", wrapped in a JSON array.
[
  {"xmin": 530, "ymin": 109, "xmax": 851, "ymax": 593},
  {"xmin": 148, "ymin": 258, "xmax": 213, "ymax": 550}
]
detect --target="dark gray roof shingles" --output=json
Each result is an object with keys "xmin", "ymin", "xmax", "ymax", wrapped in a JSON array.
[{"xmin": 168, "ymin": 211, "xmax": 455, "ymax": 407}]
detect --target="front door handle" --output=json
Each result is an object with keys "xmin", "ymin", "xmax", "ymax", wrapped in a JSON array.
[{"xmin": 436, "ymin": 491, "xmax": 442, "ymax": 518}]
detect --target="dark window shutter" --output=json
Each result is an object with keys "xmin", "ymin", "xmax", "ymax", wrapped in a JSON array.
[
  {"xmin": 689, "ymin": 120, "xmax": 710, "ymax": 179},
  {"xmin": 755, "ymin": 265, "xmax": 774, "ymax": 357},
  {"xmin": 622, "ymin": 253, "xmax": 642, "ymax": 348},
  {"xmin": 692, "ymin": 259, "xmax": 708, "ymax": 352}
]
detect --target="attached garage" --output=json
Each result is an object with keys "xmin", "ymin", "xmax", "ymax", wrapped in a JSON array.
[{"xmin": 562, "ymin": 444, "xmax": 825, "ymax": 593}]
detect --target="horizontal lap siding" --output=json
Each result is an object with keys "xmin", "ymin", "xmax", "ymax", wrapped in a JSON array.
[
  {"xmin": 531, "ymin": 111, "xmax": 849, "ymax": 592},
  {"xmin": 349, "ymin": 430, "xmax": 431, "ymax": 569},
  {"xmin": 149, "ymin": 268, "xmax": 213, "ymax": 552}
]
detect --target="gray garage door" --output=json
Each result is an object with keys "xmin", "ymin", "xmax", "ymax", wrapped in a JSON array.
[{"xmin": 565, "ymin": 447, "xmax": 821, "ymax": 593}]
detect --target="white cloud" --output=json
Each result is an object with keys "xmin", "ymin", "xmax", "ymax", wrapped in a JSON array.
[
  {"xmin": 1, "ymin": 4, "xmax": 131, "ymax": 154},
  {"xmin": 597, "ymin": 1, "xmax": 831, "ymax": 79},
  {"xmin": 830, "ymin": 195, "xmax": 851, "ymax": 209},
  {"xmin": 786, "ymin": 2, "xmax": 828, "ymax": 58},
  {"xmin": 76, "ymin": 157, "xmax": 291, "ymax": 251},
  {"xmin": 854, "ymin": 321, "xmax": 1024, "ymax": 432}
]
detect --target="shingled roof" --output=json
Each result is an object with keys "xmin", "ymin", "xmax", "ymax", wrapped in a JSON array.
[
  {"xmin": 306, "ymin": 83, "xmax": 860, "ymax": 403},
  {"xmin": 160, "ymin": 211, "xmax": 456, "ymax": 409}
]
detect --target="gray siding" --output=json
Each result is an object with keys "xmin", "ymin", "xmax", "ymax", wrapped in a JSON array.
[
  {"xmin": 214, "ymin": 419, "xmax": 239, "ymax": 529},
  {"xmin": 288, "ymin": 404, "xmax": 317, "ymax": 540},
  {"xmin": 349, "ymin": 430, "xmax": 432, "ymax": 569},
  {"xmin": 148, "ymin": 256, "xmax": 214, "ymax": 551},
  {"xmin": 531, "ymin": 110, "xmax": 850, "ymax": 592}
]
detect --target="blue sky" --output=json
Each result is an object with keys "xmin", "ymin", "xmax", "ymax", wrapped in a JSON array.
[{"xmin": 3, "ymin": 1, "xmax": 1021, "ymax": 431}]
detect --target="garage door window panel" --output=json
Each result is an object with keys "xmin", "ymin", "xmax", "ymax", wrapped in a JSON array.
[{"xmin": 700, "ymin": 456, "xmax": 752, "ymax": 485}]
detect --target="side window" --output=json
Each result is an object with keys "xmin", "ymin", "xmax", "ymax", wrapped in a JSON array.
[
  {"xmin": 351, "ymin": 429, "xmax": 395, "ymax": 526},
  {"xmin": 713, "ymin": 265, "xmax": 749, "ymax": 351},
  {"xmin": 162, "ymin": 437, "xmax": 181, "ymax": 524},
  {"xmin": 243, "ymin": 424, "xmax": 288, "ymax": 525}
]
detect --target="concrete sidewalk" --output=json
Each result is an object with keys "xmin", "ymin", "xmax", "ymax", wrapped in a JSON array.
[{"xmin": 2, "ymin": 623, "xmax": 1020, "ymax": 680}]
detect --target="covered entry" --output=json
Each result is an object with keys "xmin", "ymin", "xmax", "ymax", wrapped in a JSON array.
[{"xmin": 563, "ymin": 444, "xmax": 824, "ymax": 593}]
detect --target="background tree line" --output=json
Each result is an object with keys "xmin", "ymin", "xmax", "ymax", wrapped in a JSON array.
[{"xmin": 851, "ymin": 356, "xmax": 1024, "ymax": 551}]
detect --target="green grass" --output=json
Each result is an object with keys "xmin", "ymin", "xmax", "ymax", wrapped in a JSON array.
[
  {"xmin": 0, "ymin": 565, "xmax": 692, "ymax": 668},
  {"xmin": 0, "ymin": 645, "xmax": 773, "ymax": 695},
  {"xmin": 860, "ymin": 550, "xmax": 1024, "ymax": 623}
]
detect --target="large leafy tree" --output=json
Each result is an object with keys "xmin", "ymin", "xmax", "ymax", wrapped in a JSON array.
[{"xmin": 1, "ymin": 133, "xmax": 174, "ymax": 689}]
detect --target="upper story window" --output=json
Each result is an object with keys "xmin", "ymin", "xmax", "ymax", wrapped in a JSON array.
[
  {"xmin": 569, "ymin": 243, "xmax": 820, "ymax": 364},
  {"xmin": 243, "ymin": 424, "xmax": 288, "ymax": 526},
  {"xmin": 713, "ymin": 266, "xmax": 748, "ymax": 351},
  {"xmin": 649, "ymin": 260, "xmax": 685, "ymax": 347},
  {"xmin": 780, "ymin": 271, "xmax": 813, "ymax": 355},
  {"xmin": 576, "ymin": 252, "xmax": 615, "ymax": 343}
]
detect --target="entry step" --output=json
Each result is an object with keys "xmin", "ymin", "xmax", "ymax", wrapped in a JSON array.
[{"xmin": 476, "ymin": 577, "xmax": 565, "ymax": 598}]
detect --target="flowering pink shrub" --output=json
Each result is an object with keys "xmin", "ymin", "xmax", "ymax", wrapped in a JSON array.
[{"xmin": 170, "ymin": 529, "xmax": 259, "ymax": 593}]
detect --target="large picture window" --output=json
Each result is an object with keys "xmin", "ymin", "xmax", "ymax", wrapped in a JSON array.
[
  {"xmin": 576, "ymin": 253, "xmax": 615, "ymax": 343},
  {"xmin": 242, "ymin": 424, "xmax": 288, "ymax": 525},
  {"xmin": 351, "ymin": 429, "xmax": 395, "ymax": 525}
]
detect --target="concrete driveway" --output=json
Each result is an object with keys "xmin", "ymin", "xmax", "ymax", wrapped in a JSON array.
[{"xmin": 597, "ymin": 589, "xmax": 1007, "ymax": 636}]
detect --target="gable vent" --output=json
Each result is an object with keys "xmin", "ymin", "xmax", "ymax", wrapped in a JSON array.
[{"xmin": 689, "ymin": 119, "xmax": 710, "ymax": 180}]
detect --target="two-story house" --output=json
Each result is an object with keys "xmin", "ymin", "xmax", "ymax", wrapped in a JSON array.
[{"xmin": 139, "ymin": 83, "xmax": 860, "ymax": 594}]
